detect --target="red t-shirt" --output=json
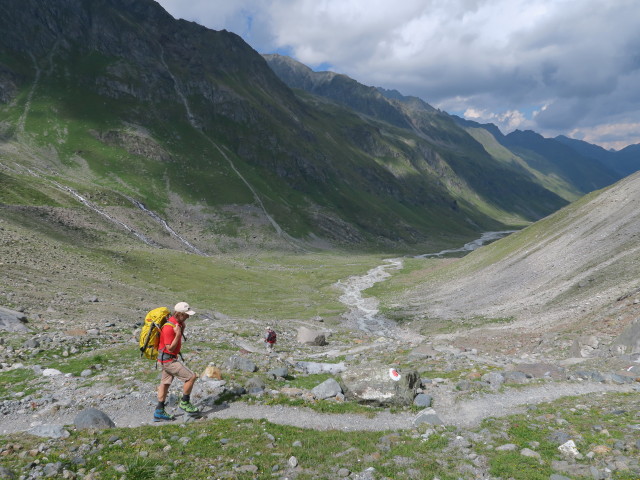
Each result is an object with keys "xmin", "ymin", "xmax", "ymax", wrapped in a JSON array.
[{"xmin": 159, "ymin": 317, "xmax": 183, "ymax": 358}]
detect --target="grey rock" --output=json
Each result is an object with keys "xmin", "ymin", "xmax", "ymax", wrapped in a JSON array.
[
  {"xmin": 503, "ymin": 371, "xmax": 530, "ymax": 384},
  {"xmin": 267, "ymin": 367, "xmax": 289, "ymax": 378},
  {"xmin": 520, "ymin": 447, "xmax": 541, "ymax": 459},
  {"xmin": 413, "ymin": 393, "xmax": 432, "ymax": 407},
  {"xmin": 481, "ymin": 372, "xmax": 504, "ymax": 390},
  {"xmin": 495, "ymin": 444, "xmax": 518, "ymax": 451},
  {"xmin": 548, "ymin": 431, "xmax": 572, "ymax": 445},
  {"xmin": 288, "ymin": 456, "xmax": 298, "ymax": 467},
  {"xmin": 74, "ymin": 408, "xmax": 116, "ymax": 430},
  {"xmin": 236, "ymin": 465, "xmax": 258, "ymax": 473},
  {"xmin": 296, "ymin": 326, "xmax": 327, "ymax": 346},
  {"xmin": 456, "ymin": 379, "xmax": 473, "ymax": 391},
  {"xmin": 611, "ymin": 317, "xmax": 640, "ymax": 354},
  {"xmin": 295, "ymin": 361, "xmax": 346, "ymax": 375},
  {"xmin": 341, "ymin": 364, "xmax": 420, "ymax": 406},
  {"xmin": 512, "ymin": 363, "xmax": 566, "ymax": 380},
  {"xmin": 414, "ymin": 407, "xmax": 444, "ymax": 426},
  {"xmin": 452, "ymin": 436, "xmax": 472, "ymax": 448},
  {"xmin": 0, "ymin": 306, "xmax": 29, "ymax": 332},
  {"xmin": 570, "ymin": 335, "xmax": 601, "ymax": 358},
  {"xmin": 245, "ymin": 377, "xmax": 265, "ymax": 394},
  {"xmin": 43, "ymin": 463, "xmax": 62, "ymax": 477},
  {"xmin": 312, "ymin": 378, "xmax": 342, "ymax": 399},
  {"xmin": 575, "ymin": 370, "xmax": 607, "ymax": 382},
  {"xmin": 0, "ymin": 467, "xmax": 16, "ymax": 479},
  {"xmin": 609, "ymin": 373, "xmax": 634, "ymax": 384},
  {"xmin": 352, "ymin": 467, "xmax": 377, "ymax": 480},
  {"xmin": 223, "ymin": 355, "xmax": 257, "ymax": 373},
  {"xmin": 27, "ymin": 424, "xmax": 70, "ymax": 439},
  {"xmin": 408, "ymin": 343, "xmax": 438, "ymax": 359},
  {"xmin": 551, "ymin": 460, "xmax": 591, "ymax": 477},
  {"xmin": 550, "ymin": 475, "xmax": 572, "ymax": 480},
  {"xmin": 23, "ymin": 338, "xmax": 40, "ymax": 349}
]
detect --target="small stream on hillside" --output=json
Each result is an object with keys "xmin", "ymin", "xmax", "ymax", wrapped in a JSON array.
[{"xmin": 335, "ymin": 231, "xmax": 515, "ymax": 337}]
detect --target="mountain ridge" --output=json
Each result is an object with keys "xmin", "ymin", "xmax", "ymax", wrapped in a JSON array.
[{"xmin": 0, "ymin": 0, "xmax": 581, "ymax": 254}]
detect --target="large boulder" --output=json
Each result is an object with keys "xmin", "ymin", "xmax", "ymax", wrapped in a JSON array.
[
  {"xmin": 223, "ymin": 355, "xmax": 257, "ymax": 372},
  {"xmin": 296, "ymin": 326, "xmax": 328, "ymax": 346},
  {"xmin": 27, "ymin": 424, "xmax": 70, "ymax": 439},
  {"xmin": 340, "ymin": 364, "xmax": 419, "ymax": 406},
  {"xmin": 570, "ymin": 335, "xmax": 601, "ymax": 358},
  {"xmin": 295, "ymin": 361, "xmax": 346, "ymax": 375},
  {"xmin": 611, "ymin": 318, "xmax": 640, "ymax": 355},
  {"xmin": 74, "ymin": 408, "xmax": 115, "ymax": 430},
  {"xmin": 0, "ymin": 306, "xmax": 28, "ymax": 332},
  {"xmin": 312, "ymin": 378, "xmax": 342, "ymax": 399}
]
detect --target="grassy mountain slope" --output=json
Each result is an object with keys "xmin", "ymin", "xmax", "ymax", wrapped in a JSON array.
[
  {"xmin": 376, "ymin": 171, "xmax": 640, "ymax": 352},
  {"xmin": 0, "ymin": 0, "xmax": 571, "ymax": 256},
  {"xmin": 451, "ymin": 116, "xmax": 623, "ymax": 202},
  {"xmin": 555, "ymin": 135, "xmax": 640, "ymax": 177},
  {"xmin": 264, "ymin": 54, "xmax": 570, "ymax": 228},
  {"xmin": 502, "ymin": 130, "xmax": 620, "ymax": 192}
]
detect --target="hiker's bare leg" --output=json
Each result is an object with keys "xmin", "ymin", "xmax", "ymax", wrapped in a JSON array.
[
  {"xmin": 158, "ymin": 383, "xmax": 170, "ymax": 402},
  {"xmin": 183, "ymin": 373, "xmax": 197, "ymax": 395}
]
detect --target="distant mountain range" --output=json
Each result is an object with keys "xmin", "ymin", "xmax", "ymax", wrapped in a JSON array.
[
  {"xmin": 266, "ymin": 53, "xmax": 637, "ymax": 205},
  {"xmin": 0, "ymin": 0, "xmax": 637, "ymax": 254}
]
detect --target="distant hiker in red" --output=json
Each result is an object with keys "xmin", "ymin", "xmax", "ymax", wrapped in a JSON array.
[
  {"xmin": 154, "ymin": 302, "xmax": 199, "ymax": 422},
  {"xmin": 264, "ymin": 326, "xmax": 277, "ymax": 353}
]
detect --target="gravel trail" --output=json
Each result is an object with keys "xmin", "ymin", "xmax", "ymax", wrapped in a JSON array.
[{"xmin": 2, "ymin": 381, "xmax": 633, "ymax": 435}]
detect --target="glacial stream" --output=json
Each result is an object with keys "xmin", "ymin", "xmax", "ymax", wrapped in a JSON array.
[{"xmin": 335, "ymin": 231, "xmax": 515, "ymax": 337}]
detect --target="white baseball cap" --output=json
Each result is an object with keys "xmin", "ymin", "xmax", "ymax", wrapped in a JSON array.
[{"xmin": 174, "ymin": 302, "xmax": 196, "ymax": 315}]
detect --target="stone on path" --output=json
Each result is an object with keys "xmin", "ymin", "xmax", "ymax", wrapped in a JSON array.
[
  {"xmin": 74, "ymin": 408, "xmax": 115, "ymax": 430},
  {"xmin": 414, "ymin": 407, "xmax": 444, "ymax": 426},
  {"xmin": 413, "ymin": 393, "xmax": 432, "ymax": 408}
]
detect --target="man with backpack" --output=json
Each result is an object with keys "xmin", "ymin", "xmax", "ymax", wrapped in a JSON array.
[
  {"xmin": 264, "ymin": 326, "xmax": 277, "ymax": 353},
  {"xmin": 154, "ymin": 301, "xmax": 200, "ymax": 422}
]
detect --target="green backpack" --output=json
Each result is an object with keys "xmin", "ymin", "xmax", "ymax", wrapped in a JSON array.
[{"xmin": 139, "ymin": 307, "xmax": 171, "ymax": 360}]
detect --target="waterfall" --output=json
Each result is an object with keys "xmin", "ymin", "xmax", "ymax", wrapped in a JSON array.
[{"xmin": 127, "ymin": 197, "xmax": 206, "ymax": 256}]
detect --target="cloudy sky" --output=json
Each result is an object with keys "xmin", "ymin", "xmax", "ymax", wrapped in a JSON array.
[{"xmin": 155, "ymin": 0, "xmax": 640, "ymax": 150}]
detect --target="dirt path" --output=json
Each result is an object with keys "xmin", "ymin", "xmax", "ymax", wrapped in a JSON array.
[{"xmin": 1, "ymin": 380, "xmax": 633, "ymax": 436}]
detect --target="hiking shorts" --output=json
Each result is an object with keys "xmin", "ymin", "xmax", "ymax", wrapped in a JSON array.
[{"xmin": 160, "ymin": 360, "xmax": 195, "ymax": 385}]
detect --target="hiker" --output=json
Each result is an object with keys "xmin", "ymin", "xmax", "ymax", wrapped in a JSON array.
[
  {"xmin": 264, "ymin": 326, "xmax": 277, "ymax": 353},
  {"xmin": 154, "ymin": 301, "xmax": 200, "ymax": 421}
]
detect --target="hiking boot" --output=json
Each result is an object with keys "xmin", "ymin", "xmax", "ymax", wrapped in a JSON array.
[
  {"xmin": 153, "ymin": 408, "xmax": 175, "ymax": 422},
  {"xmin": 179, "ymin": 400, "xmax": 200, "ymax": 414}
]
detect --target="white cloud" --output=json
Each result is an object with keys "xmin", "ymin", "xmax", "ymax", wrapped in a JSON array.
[
  {"xmin": 569, "ymin": 123, "xmax": 640, "ymax": 151},
  {"xmin": 464, "ymin": 108, "xmax": 532, "ymax": 133},
  {"xmin": 155, "ymin": 0, "xmax": 640, "ymax": 148}
]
